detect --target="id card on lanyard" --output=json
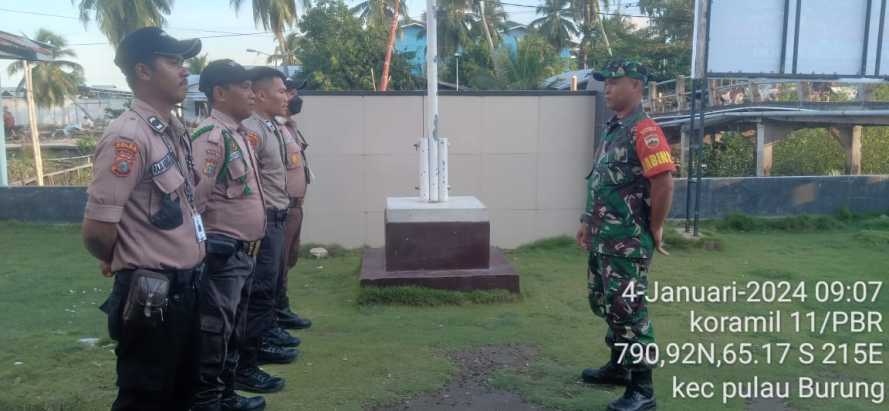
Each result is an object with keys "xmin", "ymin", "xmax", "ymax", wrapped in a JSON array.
[{"xmin": 193, "ymin": 214, "xmax": 207, "ymax": 242}]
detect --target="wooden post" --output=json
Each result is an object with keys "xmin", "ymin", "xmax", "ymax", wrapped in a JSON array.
[
  {"xmin": 709, "ymin": 79, "xmax": 719, "ymax": 106},
  {"xmin": 24, "ymin": 60, "xmax": 44, "ymax": 186},
  {"xmin": 676, "ymin": 75, "xmax": 686, "ymax": 111},
  {"xmin": 648, "ymin": 81, "xmax": 657, "ymax": 111},
  {"xmin": 379, "ymin": 0, "xmax": 401, "ymax": 92},
  {"xmin": 831, "ymin": 126, "xmax": 863, "ymax": 175}
]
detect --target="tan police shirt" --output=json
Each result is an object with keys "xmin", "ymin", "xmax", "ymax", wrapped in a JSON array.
[
  {"xmin": 242, "ymin": 113, "xmax": 290, "ymax": 210},
  {"xmin": 84, "ymin": 99, "xmax": 205, "ymax": 272},
  {"xmin": 278, "ymin": 118, "xmax": 307, "ymax": 200},
  {"xmin": 191, "ymin": 109, "xmax": 266, "ymax": 242}
]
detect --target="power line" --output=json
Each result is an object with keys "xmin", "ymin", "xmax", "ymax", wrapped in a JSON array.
[
  {"xmin": 68, "ymin": 31, "xmax": 274, "ymax": 46},
  {"xmin": 491, "ymin": 1, "xmax": 690, "ymax": 21},
  {"xmin": 0, "ymin": 7, "xmax": 257, "ymax": 37},
  {"xmin": 0, "ymin": 7, "xmax": 79, "ymax": 20}
]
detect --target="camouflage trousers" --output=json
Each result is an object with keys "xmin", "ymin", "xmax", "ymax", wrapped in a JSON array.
[{"xmin": 588, "ymin": 252, "xmax": 656, "ymax": 370}]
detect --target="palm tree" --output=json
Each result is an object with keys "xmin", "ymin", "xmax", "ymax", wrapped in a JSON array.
[
  {"xmin": 268, "ymin": 32, "xmax": 300, "ymax": 65},
  {"xmin": 570, "ymin": 0, "xmax": 611, "ymax": 66},
  {"xmin": 473, "ymin": 0, "xmax": 508, "ymax": 78},
  {"xmin": 187, "ymin": 54, "xmax": 208, "ymax": 75},
  {"xmin": 416, "ymin": 0, "xmax": 475, "ymax": 58},
  {"xmin": 499, "ymin": 34, "xmax": 561, "ymax": 90},
  {"xmin": 350, "ymin": 0, "xmax": 407, "ymax": 27},
  {"xmin": 531, "ymin": 0, "xmax": 578, "ymax": 52},
  {"xmin": 75, "ymin": 0, "xmax": 174, "ymax": 46},
  {"xmin": 473, "ymin": 0, "xmax": 507, "ymax": 49},
  {"xmin": 8, "ymin": 29, "xmax": 84, "ymax": 108},
  {"xmin": 231, "ymin": 0, "xmax": 308, "ymax": 66}
]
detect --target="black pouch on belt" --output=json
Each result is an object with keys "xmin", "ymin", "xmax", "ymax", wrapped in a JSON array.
[
  {"xmin": 122, "ymin": 269, "xmax": 171, "ymax": 329},
  {"xmin": 206, "ymin": 234, "xmax": 238, "ymax": 257}
]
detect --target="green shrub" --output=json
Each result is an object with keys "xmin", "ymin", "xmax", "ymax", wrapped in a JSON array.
[{"xmin": 716, "ymin": 213, "xmax": 762, "ymax": 232}]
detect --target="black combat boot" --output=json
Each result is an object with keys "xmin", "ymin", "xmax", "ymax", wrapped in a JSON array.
[
  {"xmin": 220, "ymin": 391, "xmax": 266, "ymax": 411},
  {"xmin": 607, "ymin": 369, "xmax": 656, "ymax": 411},
  {"xmin": 263, "ymin": 326, "xmax": 301, "ymax": 347},
  {"xmin": 235, "ymin": 366, "xmax": 286, "ymax": 393},
  {"xmin": 277, "ymin": 307, "xmax": 312, "ymax": 330},
  {"xmin": 256, "ymin": 341, "xmax": 299, "ymax": 365},
  {"xmin": 581, "ymin": 348, "xmax": 630, "ymax": 385}
]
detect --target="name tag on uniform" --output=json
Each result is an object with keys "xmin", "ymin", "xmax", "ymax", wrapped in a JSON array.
[{"xmin": 193, "ymin": 214, "xmax": 207, "ymax": 242}]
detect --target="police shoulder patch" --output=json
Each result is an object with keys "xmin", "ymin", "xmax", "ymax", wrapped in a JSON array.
[{"xmin": 111, "ymin": 139, "xmax": 138, "ymax": 177}]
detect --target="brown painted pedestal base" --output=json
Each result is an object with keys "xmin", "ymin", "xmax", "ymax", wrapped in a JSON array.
[{"xmin": 359, "ymin": 247, "xmax": 520, "ymax": 293}]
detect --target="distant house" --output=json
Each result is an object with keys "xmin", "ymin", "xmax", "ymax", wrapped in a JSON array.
[
  {"xmin": 395, "ymin": 21, "xmax": 426, "ymax": 74},
  {"xmin": 501, "ymin": 23, "xmax": 527, "ymax": 56}
]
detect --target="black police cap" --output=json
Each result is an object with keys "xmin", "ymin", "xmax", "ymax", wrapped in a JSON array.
[
  {"xmin": 199, "ymin": 59, "xmax": 250, "ymax": 95},
  {"xmin": 114, "ymin": 27, "xmax": 201, "ymax": 71}
]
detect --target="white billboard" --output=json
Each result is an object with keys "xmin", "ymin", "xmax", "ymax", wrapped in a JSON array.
[{"xmin": 699, "ymin": 0, "xmax": 889, "ymax": 79}]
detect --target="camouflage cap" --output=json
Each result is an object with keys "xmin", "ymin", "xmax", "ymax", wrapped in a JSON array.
[{"xmin": 593, "ymin": 59, "xmax": 649, "ymax": 83}]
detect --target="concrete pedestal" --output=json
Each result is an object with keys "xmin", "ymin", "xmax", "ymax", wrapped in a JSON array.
[{"xmin": 360, "ymin": 196, "xmax": 520, "ymax": 293}]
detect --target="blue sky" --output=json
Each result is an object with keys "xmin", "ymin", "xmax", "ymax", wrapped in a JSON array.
[{"xmin": 0, "ymin": 0, "xmax": 608, "ymax": 89}]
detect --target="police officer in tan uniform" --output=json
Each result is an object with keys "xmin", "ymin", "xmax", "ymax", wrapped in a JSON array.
[
  {"xmin": 82, "ymin": 27, "xmax": 205, "ymax": 411},
  {"xmin": 189, "ymin": 59, "xmax": 268, "ymax": 411},
  {"xmin": 238, "ymin": 68, "xmax": 301, "ymax": 374},
  {"xmin": 275, "ymin": 79, "xmax": 313, "ymax": 330}
]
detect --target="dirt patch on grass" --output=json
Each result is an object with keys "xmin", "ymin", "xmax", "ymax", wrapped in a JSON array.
[{"xmin": 369, "ymin": 344, "xmax": 543, "ymax": 411}]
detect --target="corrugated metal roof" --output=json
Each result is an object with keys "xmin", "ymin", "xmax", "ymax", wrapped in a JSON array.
[{"xmin": 0, "ymin": 30, "xmax": 54, "ymax": 61}]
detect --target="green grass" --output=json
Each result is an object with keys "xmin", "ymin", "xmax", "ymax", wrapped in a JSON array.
[
  {"xmin": 0, "ymin": 218, "xmax": 887, "ymax": 410},
  {"xmin": 357, "ymin": 286, "xmax": 520, "ymax": 306}
]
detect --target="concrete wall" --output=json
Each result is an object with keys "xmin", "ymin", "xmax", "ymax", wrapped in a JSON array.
[
  {"xmin": 296, "ymin": 93, "xmax": 597, "ymax": 248},
  {"xmin": 5, "ymin": 94, "xmax": 885, "ymax": 248},
  {"xmin": 0, "ymin": 93, "xmax": 599, "ymax": 249},
  {"xmin": 4, "ymin": 175, "xmax": 889, "ymax": 246}
]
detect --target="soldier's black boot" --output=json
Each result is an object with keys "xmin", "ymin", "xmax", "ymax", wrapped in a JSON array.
[
  {"xmin": 220, "ymin": 391, "xmax": 266, "ymax": 411},
  {"xmin": 263, "ymin": 326, "xmax": 301, "ymax": 347},
  {"xmin": 277, "ymin": 307, "xmax": 312, "ymax": 330},
  {"xmin": 235, "ymin": 366, "xmax": 286, "ymax": 393},
  {"xmin": 256, "ymin": 341, "xmax": 299, "ymax": 365},
  {"xmin": 607, "ymin": 369, "xmax": 656, "ymax": 411},
  {"xmin": 581, "ymin": 348, "xmax": 630, "ymax": 385}
]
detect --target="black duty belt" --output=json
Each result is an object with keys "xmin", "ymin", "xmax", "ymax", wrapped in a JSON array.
[{"xmin": 118, "ymin": 263, "xmax": 204, "ymax": 291}]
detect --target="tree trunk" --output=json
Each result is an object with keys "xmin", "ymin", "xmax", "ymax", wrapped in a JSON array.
[
  {"xmin": 380, "ymin": 0, "xmax": 401, "ymax": 91},
  {"xmin": 275, "ymin": 31, "xmax": 289, "ymax": 66},
  {"xmin": 479, "ymin": 1, "xmax": 502, "ymax": 79},
  {"xmin": 597, "ymin": 14, "xmax": 613, "ymax": 57}
]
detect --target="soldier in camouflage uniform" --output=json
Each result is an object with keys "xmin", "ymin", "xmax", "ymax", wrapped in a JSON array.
[{"xmin": 576, "ymin": 59, "xmax": 675, "ymax": 411}]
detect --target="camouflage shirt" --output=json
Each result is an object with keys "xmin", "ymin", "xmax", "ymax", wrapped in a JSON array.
[{"xmin": 582, "ymin": 105, "xmax": 675, "ymax": 259}]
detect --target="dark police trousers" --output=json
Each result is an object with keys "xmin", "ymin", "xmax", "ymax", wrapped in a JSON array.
[
  {"xmin": 277, "ymin": 201, "xmax": 303, "ymax": 309},
  {"xmin": 240, "ymin": 208, "xmax": 287, "ymax": 369},
  {"xmin": 102, "ymin": 265, "xmax": 202, "ymax": 411},
  {"xmin": 193, "ymin": 243, "xmax": 255, "ymax": 409}
]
